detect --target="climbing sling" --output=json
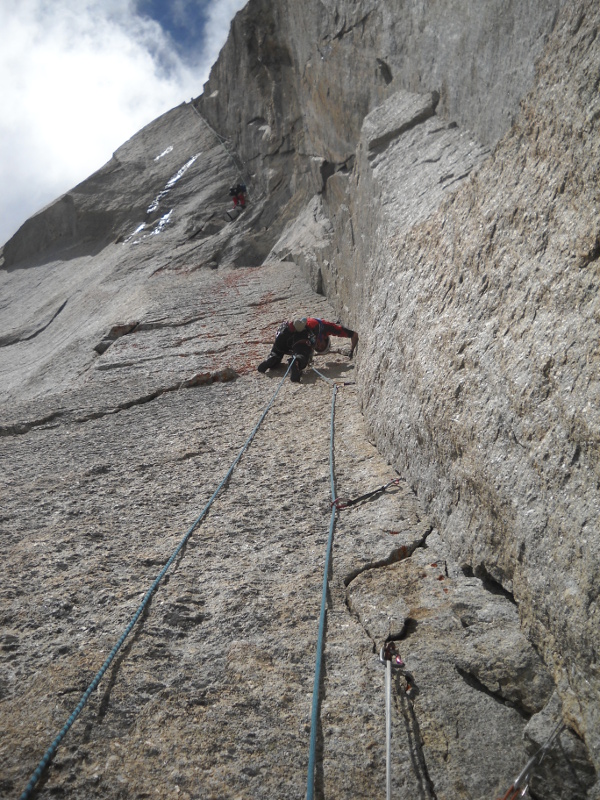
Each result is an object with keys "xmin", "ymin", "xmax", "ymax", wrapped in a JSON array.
[{"xmin": 332, "ymin": 477, "xmax": 401, "ymax": 510}]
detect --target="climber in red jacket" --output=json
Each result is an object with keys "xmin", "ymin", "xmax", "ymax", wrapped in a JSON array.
[
  {"xmin": 257, "ymin": 317, "xmax": 359, "ymax": 382},
  {"xmin": 229, "ymin": 183, "xmax": 247, "ymax": 209}
]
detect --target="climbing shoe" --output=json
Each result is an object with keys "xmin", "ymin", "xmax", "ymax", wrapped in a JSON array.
[
  {"xmin": 257, "ymin": 355, "xmax": 280, "ymax": 373},
  {"xmin": 290, "ymin": 362, "xmax": 301, "ymax": 382}
]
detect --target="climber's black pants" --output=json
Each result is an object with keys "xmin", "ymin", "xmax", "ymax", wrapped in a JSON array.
[{"xmin": 268, "ymin": 330, "xmax": 312, "ymax": 370}]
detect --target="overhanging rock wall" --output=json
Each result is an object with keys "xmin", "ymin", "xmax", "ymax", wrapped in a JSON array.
[{"xmin": 197, "ymin": 0, "xmax": 563, "ymax": 230}]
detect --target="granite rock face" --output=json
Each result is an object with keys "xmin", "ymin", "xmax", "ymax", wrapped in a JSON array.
[
  {"xmin": 2, "ymin": 0, "xmax": 600, "ymax": 798},
  {"xmin": 352, "ymin": 2, "xmax": 600, "ymax": 775}
]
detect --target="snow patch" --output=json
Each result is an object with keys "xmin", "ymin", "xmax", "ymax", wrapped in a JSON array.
[
  {"xmin": 150, "ymin": 210, "xmax": 173, "ymax": 236},
  {"xmin": 147, "ymin": 153, "xmax": 201, "ymax": 214},
  {"xmin": 154, "ymin": 146, "xmax": 174, "ymax": 162},
  {"xmin": 124, "ymin": 153, "xmax": 201, "ymax": 244}
]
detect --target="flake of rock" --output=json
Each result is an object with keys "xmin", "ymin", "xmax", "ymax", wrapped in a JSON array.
[{"xmin": 346, "ymin": 567, "xmax": 411, "ymax": 650}]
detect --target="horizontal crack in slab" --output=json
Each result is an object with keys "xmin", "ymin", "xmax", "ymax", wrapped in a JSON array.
[
  {"xmin": 0, "ymin": 299, "xmax": 68, "ymax": 348},
  {"xmin": 455, "ymin": 665, "xmax": 531, "ymax": 720},
  {"xmin": 0, "ymin": 368, "xmax": 238, "ymax": 437},
  {"xmin": 344, "ymin": 527, "xmax": 433, "ymax": 587}
]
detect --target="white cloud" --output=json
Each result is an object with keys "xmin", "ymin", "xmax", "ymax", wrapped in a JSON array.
[
  {"xmin": 0, "ymin": 0, "xmax": 244, "ymax": 247},
  {"xmin": 201, "ymin": 0, "xmax": 248, "ymax": 70}
]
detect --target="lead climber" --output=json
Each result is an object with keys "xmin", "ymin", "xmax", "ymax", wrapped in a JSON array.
[{"xmin": 257, "ymin": 317, "xmax": 359, "ymax": 382}]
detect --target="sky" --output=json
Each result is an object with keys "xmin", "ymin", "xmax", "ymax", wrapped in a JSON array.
[{"xmin": 0, "ymin": 0, "xmax": 248, "ymax": 247}]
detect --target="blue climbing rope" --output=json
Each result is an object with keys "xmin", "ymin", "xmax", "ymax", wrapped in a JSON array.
[
  {"xmin": 19, "ymin": 360, "xmax": 296, "ymax": 800},
  {"xmin": 306, "ymin": 382, "xmax": 338, "ymax": 800}
]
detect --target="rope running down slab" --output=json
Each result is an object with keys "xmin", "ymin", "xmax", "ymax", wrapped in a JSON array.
[
  {"xmin": 306, "ymin": 380, "xmax": 339, "ymax": 800},
  {"xmin": 19, "ymin": 360, "xmax": 296, "ymax": 800}
]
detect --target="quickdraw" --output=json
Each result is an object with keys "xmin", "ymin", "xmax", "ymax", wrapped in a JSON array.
[
  {"xmin": 495, "ymin": 719, "xmax": 565, "ymax": 800},
  {"xmin": 333, "ymin": 478, "xmax": 401, "ymax": 510},
  {"xmin": 379, "ymin": 641, "xmax": 405, "ymax": 668},
  {"xmin": 380, "ymin": 641, "xmax": 409, "ymax": 800}
]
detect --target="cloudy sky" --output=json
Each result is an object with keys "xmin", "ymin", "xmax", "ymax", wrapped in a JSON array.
[{"xmin": 0, "ymin": 0, "xmax": 248, "ymax": 247}]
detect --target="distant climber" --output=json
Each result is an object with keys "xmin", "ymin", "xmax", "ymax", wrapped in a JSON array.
[
  {"xmin": 257, "ymin": 317, "xmax": 359, "ymax": 382},
  {"xmin": 229, "ymin": 183, "xmax": 247, "ymax": 210}
]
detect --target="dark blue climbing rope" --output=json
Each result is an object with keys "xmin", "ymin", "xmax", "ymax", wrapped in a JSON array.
[
  {"xmin": 19, "ymin": 360, "xmax": 296, "ymax": 800},
  {"xmin": 306, "ymin": 382, "xmax": 338, "ymax": 800}
]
